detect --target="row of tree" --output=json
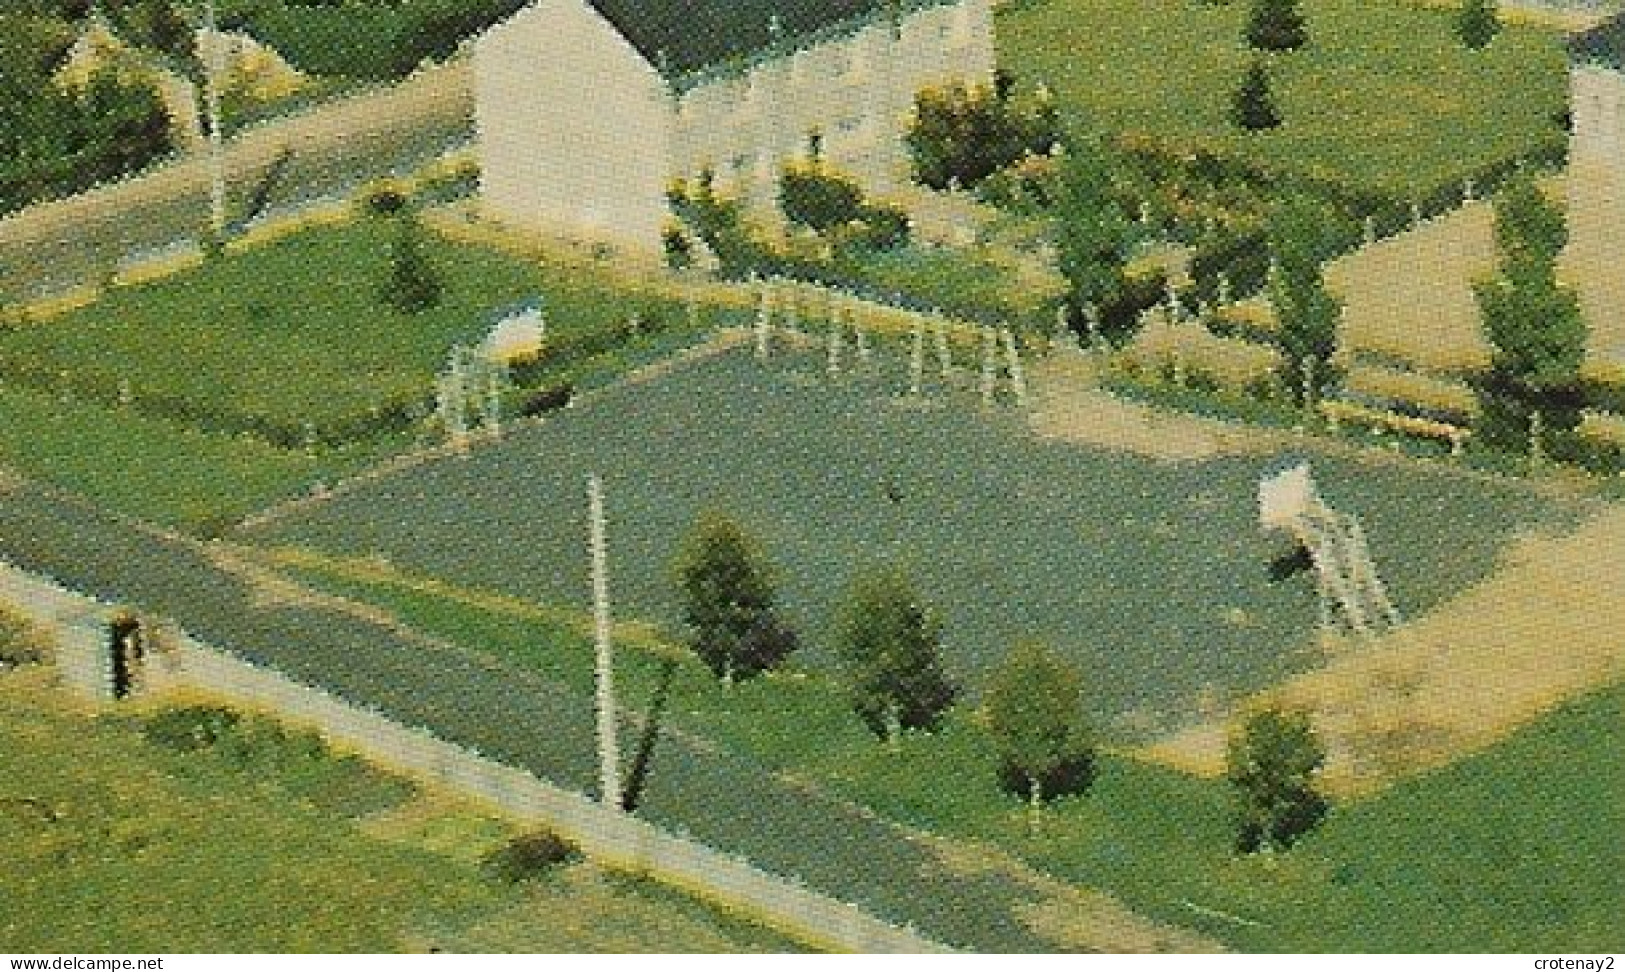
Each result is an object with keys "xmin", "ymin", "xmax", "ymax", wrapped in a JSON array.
[
  {"xmin": 1045, "ymin": 119, "xmax": 1586, "ymax": 461},
  {"xmin": 673, "ymin": 513, "xmax": 1327, "ymax": 849}
]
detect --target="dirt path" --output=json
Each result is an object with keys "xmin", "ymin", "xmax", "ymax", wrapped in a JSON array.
[
  {"xmin": 1025, "ymin": 354, "xmax": 1287, "ymax": 462},
  {"xmin": 1142, "ymin": 503, "xmax": 1625, "ymax": 796}
]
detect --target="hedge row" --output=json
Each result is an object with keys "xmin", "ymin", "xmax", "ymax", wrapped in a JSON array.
[
  {"xmin": 0, "ymin": 298, "xmax": 726, "ymax": 451},
  {"xmin": 1110, "ymin": 130, "xmax": 1570, "ymax": 304}
]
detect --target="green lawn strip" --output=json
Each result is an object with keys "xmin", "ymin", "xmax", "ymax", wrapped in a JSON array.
[
  {"xmin": 274, "ymin": 557, "xmax": 1625, "ymax": 951},
  {"xmin": 831, "ymin": 245, "xmax": 1048, "ymax": 326},
  {"xmin": 0, "ymin": 383, "xmax": 368, "ymax": 532},
  {"xmin": 997, "ymin": 0, "xmax": 1567, "ymax": 197},
  {"xmin": 0, "ymin": 218, "xmax": 755, "ymax": 533}
]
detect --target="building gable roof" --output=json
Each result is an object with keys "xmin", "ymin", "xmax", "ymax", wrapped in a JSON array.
[
  {"xmin": 1569, "ymin": 10, "xmax": 1625, "ymax": 70},
  {"xmin": 584, "ymin": 0, "xmax": 933, "ymax": 81}
]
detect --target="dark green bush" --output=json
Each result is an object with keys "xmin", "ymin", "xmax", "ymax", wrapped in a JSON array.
[
  {"xmin": 361, "ymin": 182, "xmax": 409, "ymax": 218},
  {"xmin": 905, "ymin": 79, "xmax": 1059, "ymax": 191},
  {"xmin": 996, "ymin": 752, "xmax": 1097, "ymax": 804},
  {"xmin": 780, "ymin": 162, "xmax": 867, "ymax": 234},
  {"xmin": 481, "ymin": 829, "xmax": 580, "ymax": 884}
]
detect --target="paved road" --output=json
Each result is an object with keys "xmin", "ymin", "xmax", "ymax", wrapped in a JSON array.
[
  {"xmin": 0, "ymin": 476, "xmax": 1094, "ymax": 952},
  {"xmin": 0, "ymin": 63, "xmax": 473, "ymax": 301}
]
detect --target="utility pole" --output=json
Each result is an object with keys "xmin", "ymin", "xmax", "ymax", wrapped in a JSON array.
[
  {"xmin": 201, "ymin": 0, "xmax": 227, "ymax": 242},
  {"xmin": 587, "ymin": 474, "xmax": 623, "ymax": 810}
]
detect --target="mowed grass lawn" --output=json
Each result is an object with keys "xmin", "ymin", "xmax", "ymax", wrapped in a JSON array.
[
  {"xmin": 272, "ymin": 556, "xmax": 1625, "ymax": 953},
  {"xmin": 0, "ymin": 668, "xmax": 803, "ymax": 953},
  {"xmin": 0, "ymin": 218, "xmax": 700, "ymax": 441},
  {"xmin": 997, "ymin": 0, "xmax": 1570, "ymax": 195},
  {"xmin": 0, "ymin": 383, "xmax": 342, "ymax": 531}
]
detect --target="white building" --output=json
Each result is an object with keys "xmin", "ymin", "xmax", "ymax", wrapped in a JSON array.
[
  {"xmin": 473, "ymin": 0, "xmax": 996, "ymax": 255},
  {"xmin": 1566, "ymin": 12, "xmax": 1625, "ymax": 360}
]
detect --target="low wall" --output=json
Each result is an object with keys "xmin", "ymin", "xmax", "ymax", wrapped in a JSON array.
[{"xmin": 0, "ymin": 558, "xmax": 945, "ymax": 954}]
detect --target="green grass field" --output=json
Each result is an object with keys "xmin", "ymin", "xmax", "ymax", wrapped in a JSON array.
[
  {"xmin": 243, "ymin": 347, "xmax": 1580, "ymax": 737},
  {"xmin": 0, "ymin": 669, "xmax": 803, "ymax": 953},
  {"xmin": 0, "ymin": 383, "xmax": 359, "ymax": 532},
  {"xmin": 997, "ymin": 0, "xmax": 1569, "ymax": 196},
  {"xmin": 0, "ymin": 219, "xmax": 703, "ymax": 442},
  {"xmin": 273, "ymin": 547, "xmax": 1625, "ymax": 952},
  {"xmin": 0, "ymin": 219, "xmax": 744, "ymax": 533}
]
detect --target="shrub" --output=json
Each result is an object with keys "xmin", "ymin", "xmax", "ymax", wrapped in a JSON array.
[
  {"xmin": 518, "ymin": 383, "xmax": 574, "ymax": 417},
  {"xmin": 667, "ymin": 172, "xmax": 773, "ymax": 278},
  {"xmin": 905, "ymin": 79, "xmax": 1058, "ymax": 191},
  {"xmin": 0, "ymin": 607, "xmax": 47, "ymax": 667},
  {"xmin": 1232, "ymin": 59, "xmax": 1283, "ymax": 132},
  {"xmin": 1245, "ymin": 0, "xmax": 1309, "ymax": 52},
  {"xmin": 1457, "ymin": 0, "xmax": 1501, "ymax": 51},
  {"xmin": 380, "ymin": 213, "xmax": 443, "ymax": 313},
  {"xmin": 481, "ymin": 829, "xmax": 580, "ymax": 884},
  {"xmin": 845, "ymin": 203, "xmax": 911, "ymax": 253},
  {"xmin": 780, "ymin": 160, "xmax": 867, "ymax": 234},
  {"xmin": 360, "ymin": 180, "xmax": 410, "ymax": 219},
  {"xmin": 662, "ymin": 222, "xmax": 695, "ymax": 271}
]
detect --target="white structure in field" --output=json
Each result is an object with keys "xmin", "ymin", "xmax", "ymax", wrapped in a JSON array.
[
  {"xmin": 1259, "ymin": 463, "xmax": 1400, "ymax": 640},
  {"xmin": 473, "ymin": 0, "xmax": 996, "ymax": 254},
  {"xmin": 436, "ymin": 344, "xmax": 511, "ymax": 449},
  {"xmin": 483, "ymin": 301, "xmax": 548, "ymax": 364},
  {"xmin": 1566, "ymin": 11, "xmax": 1625, "ymax": 361}
]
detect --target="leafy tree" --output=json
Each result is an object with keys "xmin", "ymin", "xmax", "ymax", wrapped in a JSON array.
[
  {"xmin": 121, "ymin": 0, "xmax": 193, "ymax": 63},
  {"xmin": 1053, "ymin": 135, "xmax": 1141, "ymax": 345},
  {"xmin": 1268, "ymin": 197, "xmax": 1343, "ymax": 406},
  {"xmin": 1231, "ymin": 59, "xmax": 1282, "ymax": 132},
  {"xmin": 673, "ymin": 513, "xmax": 796, "ymax": 685},
  {"xmin": 1245, "ymin": 0, "xmax": 1309, "ymax": 51},
  {"xmin": 836, "ymin": 566, "xmax": 957, "ymax": 748},
  {"xmin": 0, "ymin": 21, "xmax": 175, "ymax": 217},
  {"xmin": 1472, "ymin": 178, "xmax": 1587, "ymax": 457},
  {"xmin": 1491, "ymin": 177, "xmax": 1567, "ymax": 266},
  {"xmin": 905, "ymin": 80, "xmax": 1058, "ymax": 191},
  {"xmin": 985, "ymin": 639, "xmax": 1096, "ymax": 822},
  {"xmin": 1456, "ymin": 0, "xmax": 1501, "ymax": 50},
  {"xmin": 1226, "ymin": 706, "xmax": 1327, "ymax": 854},
  {"xmin": 380, "ymin": 211, "xmax": 443, "ymax": 313}
]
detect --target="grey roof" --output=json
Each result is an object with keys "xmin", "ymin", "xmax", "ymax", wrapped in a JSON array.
[
  {"xmin": 1569, "ymin": 10, "xmax": 1625, "ymax": 69},
  {"xmin": 584, "ymin": 0, "xmax": 932, "ymax": 81}
]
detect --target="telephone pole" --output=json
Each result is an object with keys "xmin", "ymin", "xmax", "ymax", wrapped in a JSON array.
[
  {"xmin": 201, "ymin": 0, "xmax": 227, "ymax": 241},
  {"xmin": 587, "ymin": 474, "xmax": 623, "ymax": 810}
]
